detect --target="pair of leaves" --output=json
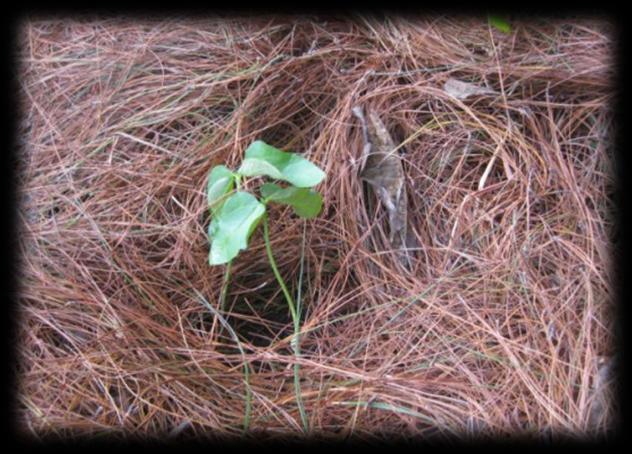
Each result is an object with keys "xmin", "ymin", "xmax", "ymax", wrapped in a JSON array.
[
  {"xmin": 237, "ymin": 140, "xmax": 325, "ymax": 188},
  {"xmin": 206, "ymin": 141, "xmax": 326, "ymax": 212},
  {"xmin": 206, "ymin": 141, "xmax": 325, "ymax": 265}
]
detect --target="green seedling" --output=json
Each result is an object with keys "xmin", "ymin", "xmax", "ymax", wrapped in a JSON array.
[
  {"xmin": 207, "ymin": 140, "xmax": 325, "ymax": 265},
  {"xmin": 488, "ymin": 14, "xmax": 512, "ymax": 34},
  {"xmin": 206, "ymin": 139, "xmax": 326, "ymax": 433}
]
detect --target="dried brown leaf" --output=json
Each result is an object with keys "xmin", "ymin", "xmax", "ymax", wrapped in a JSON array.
[{"xmin": 443, "ymin": 78, "xmax": 497, "ymax": 100}]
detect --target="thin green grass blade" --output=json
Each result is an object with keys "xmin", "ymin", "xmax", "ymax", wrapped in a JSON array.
[
  {"xmin": 293, "ymin": 220, "xmax": 309, "ymax": 432},
  {"xmin": 337, "ymin": 400, "xmax": 436, "ymax": 424}
]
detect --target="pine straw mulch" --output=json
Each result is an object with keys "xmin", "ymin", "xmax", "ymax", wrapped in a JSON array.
[{"xmin": 16, "ymin": 16, "xmax": 617, "ymax": 440}]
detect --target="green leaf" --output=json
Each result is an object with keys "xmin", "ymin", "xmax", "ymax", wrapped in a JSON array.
[
  {"xmin": 261, "ymin": 183, "xmax": 323, "ymax": 219},
  {"xmin": 208, "ymin": 191, "xmax": 266, "ymax": 265},
  {"xmin": 207, "ymin": 165, "xmax": 235, "ymax": 213},
  {"xmin": 236, "ymin": 140, "xmax": 325, "ymax": 188},
  {"xmin": 488, "ymin": 15, "xmax": 511, "ymax": 33}
]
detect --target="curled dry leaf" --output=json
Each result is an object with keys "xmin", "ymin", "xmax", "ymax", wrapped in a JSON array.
[
  {"xmin": 353, "ymin": 105, "xmax": 411, "ymax": 268},
  {"xmin": 443, "ymin": 78, "xmax": 497, "ymax": 100},
  {"xmin": 587, "ymin": 355, "xmax": 616, "ymax": 430}
]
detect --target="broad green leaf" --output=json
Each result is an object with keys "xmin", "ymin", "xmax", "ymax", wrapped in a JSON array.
[
  {"xmin": 260, "ymin": 182, "xmax": 323, "ymax": 219},
  {"xmin": 207, "ymin": 165, "xmax": 235, "ymax": 213},
  {"xmin": 488, "ymin": 15, "xmax": 511, "ymax": 33},
  {"xmin": 236, "ymin": 140, "xmax": 325, "ymax": 188},
  {"xmin": 208, "ymin": 191, "xmax": 265, "ymax": 265}
]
